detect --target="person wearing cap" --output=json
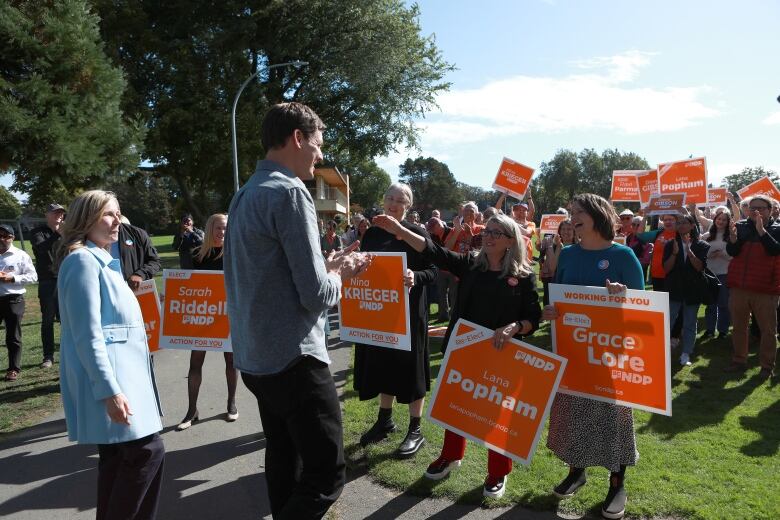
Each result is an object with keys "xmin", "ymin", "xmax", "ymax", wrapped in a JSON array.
[
  {"xmin": 30, "ymin": 203, "xmax": 66, "ymax": 368},
  {"xmin": 0, "ymin": 224, "xmax": 38, "ymax": 381},
  {"xmin": 618, "ymin": 209, "xmax": 634, "ymax": 236}
]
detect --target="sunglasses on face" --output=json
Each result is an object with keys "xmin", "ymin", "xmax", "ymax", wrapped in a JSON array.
[
  {"xmin": 480, "ymin": 229, "xmax": 512, "ymax": 239},
  {"xmin": 0, "ymin": 234, "xmax": 13, "ymax": 240},
  {"xmin": 620, "ymin": 216, "xmax": 632, "ymax": 220}
]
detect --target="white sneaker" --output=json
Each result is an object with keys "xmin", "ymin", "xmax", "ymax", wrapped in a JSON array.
[
  {"xmin": 680, "ymin": 353, "xmax": 691, "ymax": 366},
  {"xmin": 483, "ymin": 475, "xmax": 507, "ymax": 499}
]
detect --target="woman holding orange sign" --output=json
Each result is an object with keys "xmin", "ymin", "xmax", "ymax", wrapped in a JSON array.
[
  {"xmin": 542, "ymin": 194, "xmax": 644, "ymax": 520},
  {"xmin": 373, "ymin": 212, "xmax": 541, "ymax": 499},
  {"xmin": 353, "ymin": 183, "xmax": 437, "ymax": 459},
  {"xmin": 176, "ymin": 214, "xmax": 239, "ymax": 430}
]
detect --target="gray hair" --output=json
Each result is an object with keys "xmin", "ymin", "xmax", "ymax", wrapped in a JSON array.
[
  {"xmin": 471, "ymin": 214, "xmax": 533, "ymax": 279},
  {"xmin": 463, "ymin": 201, "xmax": 478, "ymax": 214},
  {"xmin": 385, "ymin": 183, "xmax": 414, "ymax": 206}
]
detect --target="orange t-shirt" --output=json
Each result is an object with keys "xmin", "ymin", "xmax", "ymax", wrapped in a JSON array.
[{"xmin": 650, "ymin": 229, "xmax": 677, "ymax": 279}]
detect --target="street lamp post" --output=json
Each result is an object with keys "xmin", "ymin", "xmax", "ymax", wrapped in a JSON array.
[{"xmin": 231, "ymin": 61, "xmax": 308, "ymax": 193}]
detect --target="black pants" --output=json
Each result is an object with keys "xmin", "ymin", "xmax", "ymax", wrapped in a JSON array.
[
  {"xmin": 242, "ymin": 356, "xmax": 345, "ymax": 520},
  {"xmin": 97, "ymin": 433, "xmax": 165, "ymax": 520},
  {"xmin": 38, "ymin": 279, "xmax": 58, "ymax": 361},
  {"xmin": 1, "ymin": 294, "xmax": 24, "ymax": 372}
]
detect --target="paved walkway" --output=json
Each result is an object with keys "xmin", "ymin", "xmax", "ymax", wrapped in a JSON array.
[{"xmin": 0, "ymin": 318, "xmax": 579, "ymax": 520}]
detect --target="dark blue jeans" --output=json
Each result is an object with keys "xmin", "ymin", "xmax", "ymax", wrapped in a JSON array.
[
  {"xmin": 242, "ymin": 356, "xmax": 345, "ymax": 520},
  {"xmin": 704, "ymin": 274, "xmax": 730, "ymax": 334}
]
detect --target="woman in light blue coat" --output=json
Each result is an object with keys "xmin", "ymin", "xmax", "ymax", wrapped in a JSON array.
[{"xmin": 57, "ymin": 190, "xmax": 164, "ymax": 520}]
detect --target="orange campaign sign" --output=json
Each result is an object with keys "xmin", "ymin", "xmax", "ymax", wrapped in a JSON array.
[
  {"xmin": 549, "ymin": 284, "xmax": 671, "ymax": 415},
  {"xmin": 339, "ymin": 252, "xmax": 411, "ymax": 350},
  {"xmin": 636, "ymin": 169, "xmax": 659, "ymax": 207},
  {"xmin": 645, "ymin": 193, "xmax": 686, "ymax": 216},
  {"xmin": 492, "ymin": 157, "xmax": 535, "ymax": 200},
  {"xmin": 134, "ymin": 279, "xmax": 161, "ymax": 353},
  {"xmin": 705, "ymin": 187, "xmax": 728, "ymax": 207},
  {"xmin": 658, "ymin": 157, "xmax": 708, "ymax": 205},
  {"xmin": 539, "ymin": 214, "xmax": 568, "ymax": 236},
  {"xmin": 736, "ymin": 176, "xmax": 780, "ymax": 202},
  {"xmin": 160, "ymin": 269, "xmax": 231, "ymax": 352},
  {"xmin": 610, "ymin": 171, "xmax": 641, "ymax": 202},
  {"xmin": 427, "ymin": 319, "xmax": 567, "ymax": 464}
]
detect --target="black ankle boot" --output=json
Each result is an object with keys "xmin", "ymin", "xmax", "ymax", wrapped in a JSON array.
[
  {"xmin": 601, "ymin": 472, "xmax": 627, "ymax": 519},
  {"xmin": 553, "ymin": 467, "xmax": 586, "ymax": 498},
  {"xmin": 396, "ymin": 416, "xmax": 425, "ymax": 458},
  {"xmin": 360, "ymin": 407, "xmax": 396, "ymax": 446}
]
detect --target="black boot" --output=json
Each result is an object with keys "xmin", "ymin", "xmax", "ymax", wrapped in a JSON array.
[
  {"xmin": 360, "ymin": 407, "xmax": 396, "ymax": 446},
  {"xmin": 396, "ymin": 416, "xmax": 425, "ymax": 458},
  {"xmin": 601, "ymin": 467, "xmax": 627, "ymax": 519},
  {"xmin": 553, "ymin": 467, "xmax": 586, "ymax": 498}
]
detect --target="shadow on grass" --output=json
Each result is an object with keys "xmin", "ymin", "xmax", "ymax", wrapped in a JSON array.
[
  {"xmin": 641, "ymin": 355, "xmax": 763, "ymax": 438},
  {"xmin": 739, "ymin": 397, "xmax": 780, "ymax": 457},
  {"xmin": 0, "ymin": 382, "xmax": 60, "ymax": 405}
]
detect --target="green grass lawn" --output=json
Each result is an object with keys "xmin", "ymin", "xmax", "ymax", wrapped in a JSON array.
[
  {"xmin": 343, "ymin": 303, "xmax": 780, "ymax": 520},
  {"xmin": 0, "ymin": 235, "xmax": 178, "ymax": 438}
]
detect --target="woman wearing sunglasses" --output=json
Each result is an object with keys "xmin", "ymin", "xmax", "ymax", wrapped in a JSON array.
[{"xmin": 372, "ymin": 212, "xmax": 540, "ymax": 499}]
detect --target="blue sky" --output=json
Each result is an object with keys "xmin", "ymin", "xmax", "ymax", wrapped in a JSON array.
[{"xmin": 378, "ymin": 0, "xmax": 780, "ymax": 191}]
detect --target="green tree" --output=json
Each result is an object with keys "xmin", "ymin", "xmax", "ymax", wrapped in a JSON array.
[
  {"xmin": 0, "ymin": 186, "xmax": 22, "ymax": 219},
  {"xmin": 534, "ymin": 148, "xmax": 651, "ymax": 215},
  {"xmin": 721, "ymin": 166, "xmax": 779, "ymax": 195},
  {"xmin": 0, "ymin": 0, "xmax": 144, "ymax": 206},
  {"xmin": 346, "ymin": 160, "xmax": 391, "ymax": 212},
  {"xmin": 104, "ymin": 172, "xmax": 176, "ymax": 233},
  {"xmin": 399, "ymin": 157, "xmax": 461, "ymax": 215},
  {"xmin": 94, "ymin": 0, "xmax": 453, "ymax": 221},
  {"xmin": 457, "ymin": 183, "xmax": 503, "ymax": 213}
]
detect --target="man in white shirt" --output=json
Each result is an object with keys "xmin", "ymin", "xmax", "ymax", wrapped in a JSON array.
[{"xmin": 0, "ymin": 224, "xmax": 38, "ymax": 381}]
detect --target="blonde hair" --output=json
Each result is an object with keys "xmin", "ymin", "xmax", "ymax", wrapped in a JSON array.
[
  {"xmin": 194, "ymin": 213, "xmax": 228, "ymax": 263},
  {"xmin": 57, "ymin": 190, "xmax": 118, "ymax": 266},
  {"xmin": 472, "ymin": 214, "xmax": 533, "ymax": 279}
]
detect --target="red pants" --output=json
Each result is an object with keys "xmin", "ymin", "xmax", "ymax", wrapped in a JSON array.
[{"xmin": 440, "ymin": 429, "xmax": 512, "ymax": 478}]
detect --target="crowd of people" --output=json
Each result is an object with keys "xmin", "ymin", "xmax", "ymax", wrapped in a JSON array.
[{"xmin": 3, "ymin": 101, "xmax": 778, "ymax": 520}]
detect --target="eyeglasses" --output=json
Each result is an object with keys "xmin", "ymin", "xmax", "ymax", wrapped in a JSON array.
[
  {"xmin": 480, "ymin": 229, "xmax": 512, "ymax": 239},
  {"xmin": 620, "ymin": 216, "xmax": 633, "ymax": 220},
  {"xmin": 749, "ymin": 205, "xmax": 770, "ymax": 211},
  {"xmin": 0, "ymin": 235, "xmax": 13, "ymax": 240},
  {"xmin": 631, "ymin": 223, "xmax": 641, "ymax": 227}
]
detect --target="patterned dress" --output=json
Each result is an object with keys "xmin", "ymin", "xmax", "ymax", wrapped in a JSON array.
[{"xmin": 545, "ymin": 243, "xmax": 645, "ymax": 472}]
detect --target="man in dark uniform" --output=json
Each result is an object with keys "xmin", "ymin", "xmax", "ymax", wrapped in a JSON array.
[
  {"xmin": 30, "ymin": 203, "xmax": 66, "ymax": 368},
  {"xmin": 114, "ymin": 220, "xmax": 162, "ymax": 290}
]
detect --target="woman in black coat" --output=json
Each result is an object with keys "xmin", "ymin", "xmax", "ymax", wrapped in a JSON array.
[
  {"xmin": 354, "ymin": 183, "xmax": 437, "ymax": 459},
  {"xmin": 372, "ymin": 212, "xmax": 541, "ymax": 500},
  {"xmin": 662, "ymin": 213, "xmax": 709, "ymax": 367}
]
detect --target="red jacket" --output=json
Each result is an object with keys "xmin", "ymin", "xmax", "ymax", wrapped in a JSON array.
[{"xmin": 726, "ymin": 220, "xmax": 780, "ymax": 294}]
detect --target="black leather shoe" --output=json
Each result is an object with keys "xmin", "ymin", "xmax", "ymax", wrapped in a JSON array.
[
  {"xmin": 360, "ymin": 419, "xmax": 396, "ymax": 446},
  {"xmin": 396, "ymin": 428, "xmax": 425, "ymax": 458},
  {"xmin": 553, "ymin": 468, "xmax": 586, "ymax": 498},
  {"xmin": 601, "ymin": 476, "xmax": 627, "ymax": 519}
]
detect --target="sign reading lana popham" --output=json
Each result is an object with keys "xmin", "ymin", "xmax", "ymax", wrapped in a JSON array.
[
  {"xmin": 549, "ymin": 284, "xmax": 672, "ymax": 415},
  {"xmin": 133, "ymin": 279, "xmax": 161, "ymax": 352},
  {"xmin": 160, "ymin": 269, "xmax": 231, "ymax": 352},
  {"xmin": 339, "ymin": 252, "xmax": 412, "ymax": 350},
  {"xmin": 492, "ymin": 157, "xmax": 535, "ymax": 200},
  {"xmin": 658, "ymin": 157, "xmax": 708, "ymax": 205},
  {"xmin": 427, "ymin": 320, "xmax": 567, "ymax": 464}
]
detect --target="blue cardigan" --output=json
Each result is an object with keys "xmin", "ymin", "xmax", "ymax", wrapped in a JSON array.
[{"xmin": 58, "ymin": 243, "xmax": 162, "ymax": 444}]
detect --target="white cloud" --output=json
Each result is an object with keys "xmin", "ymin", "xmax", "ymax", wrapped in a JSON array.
[
  {"xmin": 762, "ymin": 110, "xmax": 780, "ymax": 126},
  {"xmin": 420, "ymin": 50, "xmax": 720, "ymax": 145}
]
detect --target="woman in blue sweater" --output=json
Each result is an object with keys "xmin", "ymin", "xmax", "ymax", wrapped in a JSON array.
[{"xmin": 542, "ymin": 194, "xmax": 644, "ymax": 520}]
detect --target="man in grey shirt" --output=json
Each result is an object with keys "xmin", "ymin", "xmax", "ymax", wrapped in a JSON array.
[{"xmin": 224, "ymin": 102, "xmax": 368, "ymax": 520}]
